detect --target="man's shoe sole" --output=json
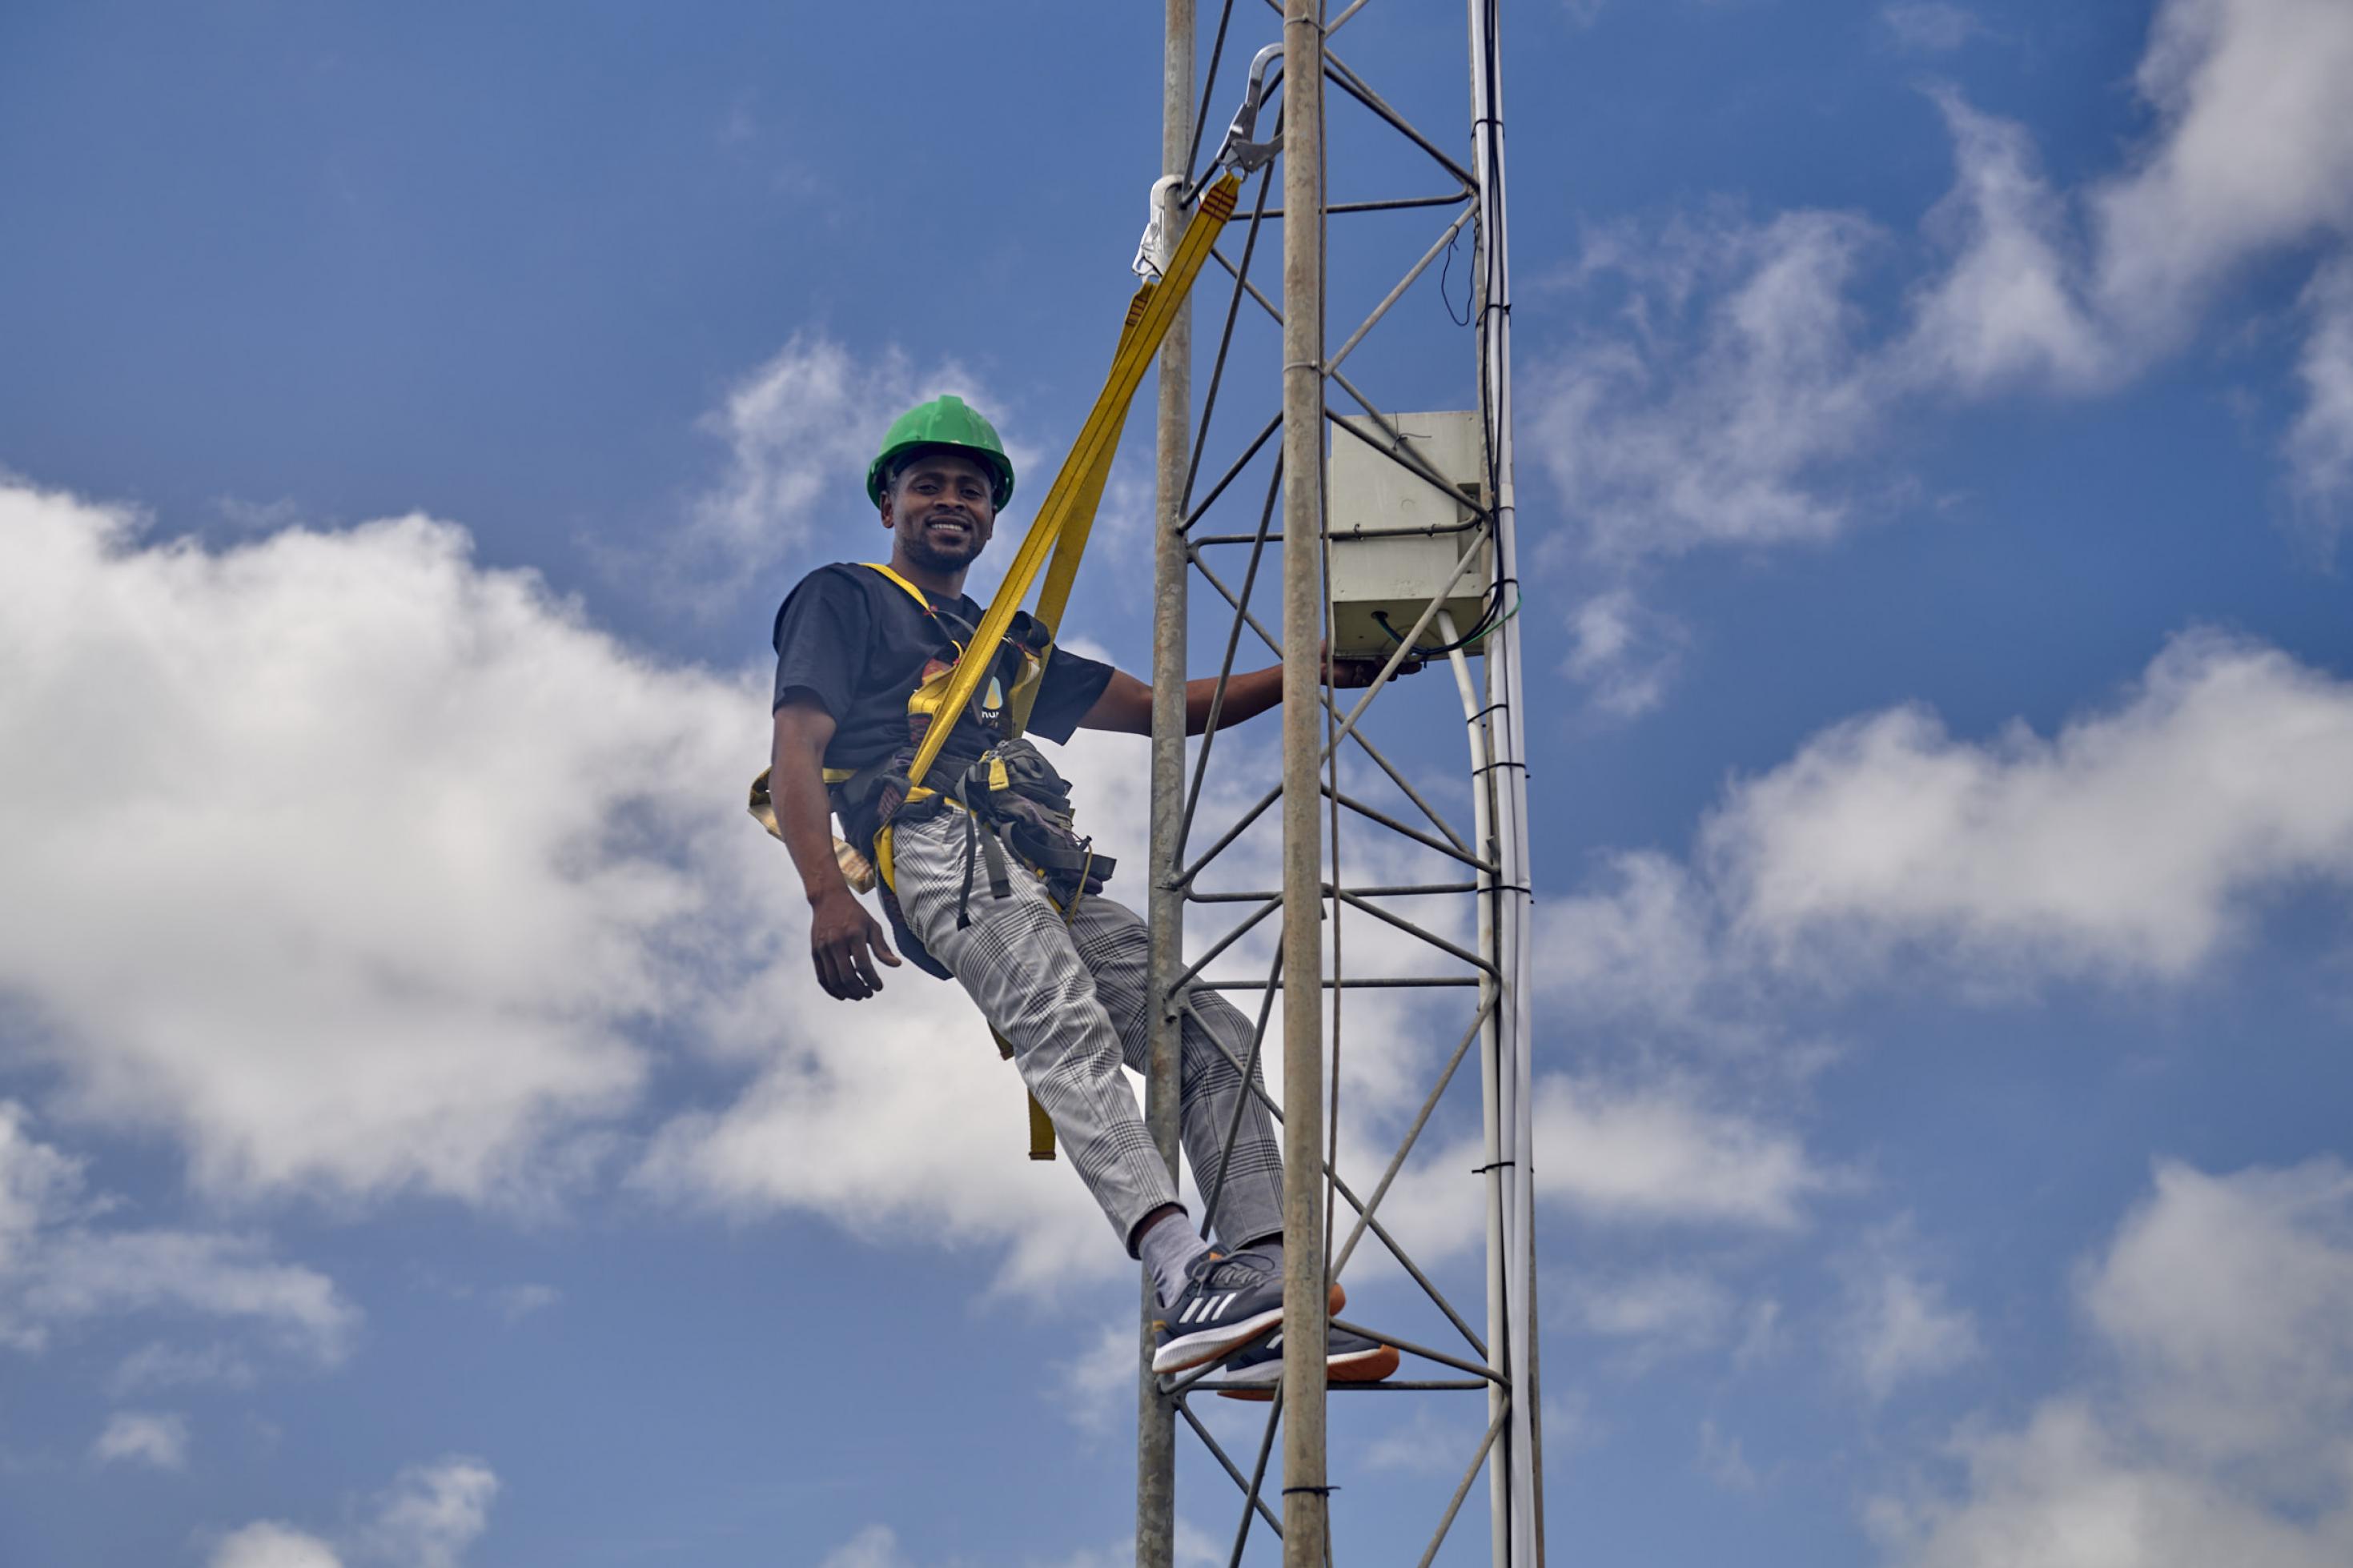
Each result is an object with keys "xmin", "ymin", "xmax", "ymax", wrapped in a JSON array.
[{"xmin": 1215, "ymin": 1341, "xmax": 1403, "ymax": 1402}]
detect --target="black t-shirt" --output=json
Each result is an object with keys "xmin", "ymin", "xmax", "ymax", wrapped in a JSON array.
[{"xmin": 770, "ymin": 563, "xmax": 1117, "ymax": 780}]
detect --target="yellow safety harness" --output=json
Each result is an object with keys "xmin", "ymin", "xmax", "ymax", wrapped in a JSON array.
[{"xmin": 753, "ymin": 173, "xmax": 1243, "ymax": 1160}]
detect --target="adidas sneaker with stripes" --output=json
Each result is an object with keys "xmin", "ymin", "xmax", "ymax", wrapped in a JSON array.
[{"xmin": 1150, "ymin": 1249, "xmax": 1349, "ymax": 1375}]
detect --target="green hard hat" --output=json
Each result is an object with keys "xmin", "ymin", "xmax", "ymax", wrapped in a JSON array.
[{"xmin": 865, "ymin": 394, "xmax": 1016, "ymax": 511}]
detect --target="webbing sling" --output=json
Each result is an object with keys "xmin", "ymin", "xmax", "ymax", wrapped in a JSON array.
[
  {"xmin": 874, "ymin": 174, "xmax": 1238, "ymax": 1161},
  {"xmin": 897, "ymin": 171, "xmax": 1240, "ymax": 782}
]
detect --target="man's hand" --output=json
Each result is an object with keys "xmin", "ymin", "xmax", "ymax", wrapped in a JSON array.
[
  {"xmin": 1323, "ymin": 639, "xmax": 1424, "ymax": 690},
  {"xmin": 809, "ymin": 884, "xmax": 901, "ymax": 1001}
]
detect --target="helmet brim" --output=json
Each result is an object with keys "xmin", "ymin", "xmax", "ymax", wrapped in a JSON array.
[{"xmin": 866, "ymin": 441, "xmax": 1016, "ymax": 511}]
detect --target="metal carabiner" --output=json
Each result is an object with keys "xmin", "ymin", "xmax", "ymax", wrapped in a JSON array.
[
  {"xmin": 1203, "ymin": 42, "xmax": 1286, "ymax": 184},
  {"xmin": 1147, "ymin": 42, "xmax": 1283, "ymax": 271}
]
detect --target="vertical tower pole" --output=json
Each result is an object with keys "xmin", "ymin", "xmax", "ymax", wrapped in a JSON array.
[
  {"xmin": 1279, "ymin": 2, "xmax": 1329, "ymax": 1565},
  {"xmin": 1138, "ymin": 4, "xmax": 1195, "ymax": 1565},
  {"xmin": 1468, "ymin": 2, "xmax": 1541, "ymax": 1562}
]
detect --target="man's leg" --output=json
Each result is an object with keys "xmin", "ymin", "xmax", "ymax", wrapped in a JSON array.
[
  {"xmin": 1066, "ymin": 891, "xmax": 1395, "ymax": 1389},
  {"xmin": 1063, "ymin": 893, "xmax": 1284, "ymax": 1255},
  {"xmin": 888, "ymin": 810, "xmax": 1179, "ymax": 1253}
]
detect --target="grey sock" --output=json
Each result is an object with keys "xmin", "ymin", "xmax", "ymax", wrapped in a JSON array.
[{"xmin": 1140, "ymin": 1212, "xmax": 1214, "ymax": 1310}]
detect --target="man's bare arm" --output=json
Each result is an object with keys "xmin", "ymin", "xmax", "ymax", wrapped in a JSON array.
[
  {"xmin": 771, "ymin": 696, "xmax": 901, "ymax": 1001},
  {"xmin": 1077, "ymin": 652, "xmax": 1419, "ymax": 736}
]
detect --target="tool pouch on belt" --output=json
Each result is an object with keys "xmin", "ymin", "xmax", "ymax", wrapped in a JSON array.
[
  {"xmin": 831, "ymin": 735, "xmax": 1115, "ymax": 981},
  {"xmin": 954, "ymin": 737, "xmax": 1113, "ymax": 912}
]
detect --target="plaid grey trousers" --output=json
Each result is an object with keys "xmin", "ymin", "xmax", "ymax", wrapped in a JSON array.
[{"xmin": 890, "ymin": 806, "xmax": 1285, "ymax": 1254}]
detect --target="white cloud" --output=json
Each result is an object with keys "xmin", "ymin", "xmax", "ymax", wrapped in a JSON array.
[
  {"xmin": 211, "ymin": 1522, "xmax": 343, "ymax": 1568},
  {"xmin": 1733, "ymin": 1297, "xmax": 1786, "ymax": 1369},
  {"xmin": 1540, "ymin": 0, "xmax": 2353, "ymax": 701},
  {"xmin": 1562, "ymin": 589, "xmax": 1686, "ymax": 719},
  {"xmin": 1521, "ymin": 632, "xmax": 2353, "ymax": 1265},
  {"xmin": 1900, "ymin": 91, "xmax": 2110, "ymax": 395},
  {"xmin": 111, "ymin": 1340, "xmax": 258, "ymax": 1394},
  {"xmin": 211, "ymin": 1456, "xmax": 496, "ymax": 1568},
  {"xmin": 1873, "ymin": 1398, "xmax": 2353, "ymax": 1568},
  {"xmin": 0, "ymin": 479, "xmax": 765, "ymax": 1204},
  {"xmin": 2287, "ymin": 255, "xmax": 2353, "ymax": 533},
  {"xmin": 92, "ymin": 1410, "xmax": 190, "ymax": 1470},
  {"xmin": 358, "ymin": 1459, "xmax": 499, "ymax": 1568},
  {"xmin": 21, "ymin": 1231, "xmax": 357, "ymax": 1361},
  {"xmin": 672, "ymin": 334, "xmax": 1036, "ymax": 603},
  {"xmin": 634, "ymin": 946, "xmax": 1125, "ymax": 1290},
  {"xmin": 1538, "ymin": 89, "xmax": 2109, "ymax": 586},
  {"xmin": 1363, "ymin": 1404, "xmax": 1489, "ymax": 1478},
  {"xmin": 0, "ymin": 1102, "xmax": 356, "ymax": 1361},
  {"xmin": 1697, "ymin": 1418, "xmax": 1761, "ymax": 1492},
  {"xmin": 1536, "ymin": 1075, "xmax": 1829, "ymax": 1229},
  {"xmin": 1709, "ymin": 629, "xmax": 2353, "ymax": 981},
  {"xmin": 1383, "ymin": 1070, "xmax": 1833, "ymax": 1255},
  {"xmin": 1881, "ymin": 3, "xmax": 1984, "ymax": 53},
  {"xmin": 2081, "ymin": 1159, "xmax": 2353, "ymax": 1480},
  {"xmin": 1028, "ymin": 1525, "xmax": 1224, "ymax": 1568},
  {"xmin": 1543, "ymin": 633, "xmax": 2353, "ymax": 1012},
  {"xmin": 1053, "ymin": 1320, "xmax": 1140, "ymax": 1434},
  {"xmin": 1535, "ymin": 851, "xmax": 1746, "ymax": 1041},
  {"xmin": 1568, "ymin": 1266, "xmax": 1737, "ymax": 1362},
  {"xmin": 489, "ymin": 1283, "xmax": 558, "ymax": 1323},
  {"xmin": 820, "ymin": 1521, "xmax": 1223, "ymax": 1568},
  {"xmin": 1536, "ymin": 209, "xmax": 1888, "ymax": 563},
  {"xmin": 1871, "ymin": 1160, "xmax": 2353, "ymax": 1568},
  {"xmin": 1835, "ymin": 1230, "xmax": 1981, "ymax": 1400},
  {"xmin": 817, "ymin": 1524, "xmax": 911, "ymax": 1568},
  {"xmin": 0, "ymin": 1098, "xmax": 86, "ymax": 1281},
  {"xmin": 2092, "ymin": 0, "xmax": 2353, "ymax": 336}
]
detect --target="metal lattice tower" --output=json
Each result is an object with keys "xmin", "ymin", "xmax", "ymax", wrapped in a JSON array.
[{"xmin": 1136, "ymin": 3, "xmax": 1540, "ymax": 1563}]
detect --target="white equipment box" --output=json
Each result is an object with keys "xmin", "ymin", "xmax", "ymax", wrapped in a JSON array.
[{"xmin": 1326, "ymin": 411, "xmax": 1492, "ymax": 660}]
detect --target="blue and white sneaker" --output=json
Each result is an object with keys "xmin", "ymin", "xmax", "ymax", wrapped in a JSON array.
[
  {"xmin": 1150, "ymin": 1250, "xmax": 1348, "ymax": 1375},
  {"xmin": 1153, "ymin": 1250, "xmax": 1284, "ymax": 1374},
  {"xmin": 1213, "ymin": 1326, "xmax": 1402, "ymax": 1401}
]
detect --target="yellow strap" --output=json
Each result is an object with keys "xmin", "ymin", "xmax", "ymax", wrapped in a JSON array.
[
  {"xmin": 903, "ymin": 174, "xmax": 1240, "ymax": 796},
  {"xmin": 1009, "ymin": 403, "xmax": 1132, "ymax": 736},
  {"xmin": 859, "ymin": 560, "xmax": 934, "ymax": 612},
  {"xmin": 1026, "ymin": 1091, "xmax": 1058, "ymax": 1161},
  {"xmin": 1026, "ymin": 287, "xmax": 1156, "ymax": 663},
  {"xmin": 991, "ymin": 1025, "xmax": 1058, "ymax": 1161}
]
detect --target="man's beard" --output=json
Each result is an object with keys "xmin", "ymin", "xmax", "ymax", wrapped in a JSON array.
[{"xmin": 901, "ymin": 527, "xmax": 981, "ymax": 573}]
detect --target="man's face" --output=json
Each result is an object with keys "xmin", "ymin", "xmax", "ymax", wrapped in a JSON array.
[{"xmin": 883, "ymin": 450, "xmax": 998, "ymax": 572}]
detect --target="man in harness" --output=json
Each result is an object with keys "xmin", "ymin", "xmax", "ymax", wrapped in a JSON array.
[{"xmin": 766, "ymin": 395, "xmax": 1408, "ymax": 1390}]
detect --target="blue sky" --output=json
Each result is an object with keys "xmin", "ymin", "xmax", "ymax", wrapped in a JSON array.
[{"xmin": 4, "ymin": 2, "xmax": 2353, "ymax": 1565}]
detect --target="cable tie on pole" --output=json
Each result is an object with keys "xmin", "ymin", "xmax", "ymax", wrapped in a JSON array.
[
  {"xmin": 1471, "ymin": 760, "xmax": 1527, "ymax": 777},
  {"xmin": 1472, "ymin": 1160, "xmax": 1516, "ymax": 1175},
  {"xmin": 1283, "ymin": 1485, "xmax": 1341, "ymax": 1497}
]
